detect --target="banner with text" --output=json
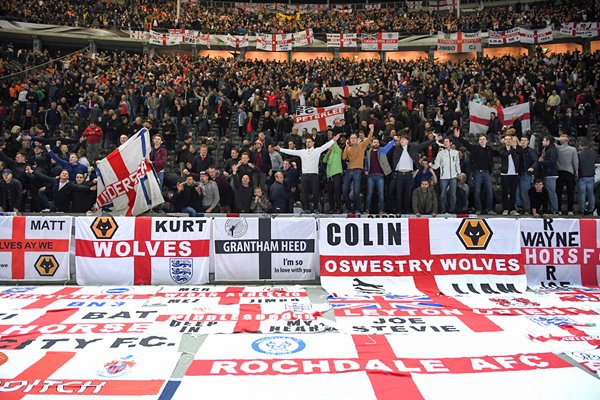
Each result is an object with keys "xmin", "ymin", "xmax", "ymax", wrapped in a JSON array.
[
  {"xmin": 293, "ymin": 103, "xmax": 345, "ymax": 132},
  {"xmin": 437, "ymin": 31, "xmax": 482, "ymax": 53},
  {"xmin": 319, "ymin": 218, "xmax": 526, "ymax": 296},
  {"xmin": 213, "ymin": 217, "xmax": 317, "ymax": 281},
  {"xmin": 75, "ymin": 217, "xmax": 210, "ymax": 285},
  {"xmin": 0, "ymin": 216, "xmax": 71, "ymax": 281},
  {"xmin": 520, "ymin": 218, "xmax": 600, "ymax": 289}
]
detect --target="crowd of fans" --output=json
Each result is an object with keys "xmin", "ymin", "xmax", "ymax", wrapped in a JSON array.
[
  {"xmin": 0, "ymin": 0, "xmax": 595, "ymax": 34},
  {"xmin": 0, "ymin": 44, "xmax": 598, "ymax": 216}
]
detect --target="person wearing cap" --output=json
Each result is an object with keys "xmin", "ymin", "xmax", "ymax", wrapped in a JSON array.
[
  {"xmin": 198, "ymin": 171, "xmax": 220, "ymax": 213},
  {"xmin": 0, "ymin": 168, "xmax": 22, "ymax": 213}
]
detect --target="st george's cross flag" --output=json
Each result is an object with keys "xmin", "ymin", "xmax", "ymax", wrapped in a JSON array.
[
  {"xmin": 293, "ymin": 104, "xmax": 345, "ymax": 133},
  {"xmin": 169, "ymin": 332, "xmax": 600, "ymax": 400},
  {"xmin": 328, "ymin": 83, "xmax": 370, "ymax": 100},
  {"xmin": 469, "ymin": 101, "xmax": 531, "ymax": 134},
  {"xmin": 93, "ymin": 128, "xmax": 164, "ymax": 216}
]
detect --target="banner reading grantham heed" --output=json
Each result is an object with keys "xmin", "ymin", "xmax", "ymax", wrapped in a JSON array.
[
  {"xmin": 75, "ymin": 217, "xmax": 210, "ymax": 285},
  {"xmin": 319, "ymin": 218, "xmax": 526, "ymax": 296},
  {"xmin": 213, "ymin": 217, "xmax": 317, "ymax": 281},
  {"xmin": 0, "ymin": 216, "xmax": 72, "ymax": 281}
]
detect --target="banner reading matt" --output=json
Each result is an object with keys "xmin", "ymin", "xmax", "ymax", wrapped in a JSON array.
[
  {"xmin": 521, "ymin": 218, "xmax": 600, "ymax": 289},
  {"xmin": 0, "ymin": 216, "xmax": 71, "ymax": 281},
  {"xmin": 213, "ymin": 217, "xmax": 317, "ymax": 281},
  {"xmin": 319, "ymin": 218, "xmax": 525, "ymax": 296},
  {"xmin": 75, "ymin": 217, "xmax": 210, "ymax": 285}
]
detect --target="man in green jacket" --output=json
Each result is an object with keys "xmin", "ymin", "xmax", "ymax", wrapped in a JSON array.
[{"xmin": 323, "ymin": 134, "xmax": 344, "ymax": 213}]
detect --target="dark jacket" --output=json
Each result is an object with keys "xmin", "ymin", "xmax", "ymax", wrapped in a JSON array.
[
  {"xmin": 391, "ymin": 139, "xmax": 436, "ymax": 171},
  {"xmin": 172, "ymin": 184, "xmax": 203, "ymax": 212},
  {"xmin": 497, "ymin": 146, "xmax": 523, "ymax": 175},
  {"xmin": 541, "ymin": 144, "xmax": 559, "ymax": 177},
  {"xmin": 0, "ymin": 178, "xmax": 23, "ymax": 211},
  {"xmin": 232, "ymin": 174, "xmax": 252, "ymax": 213},
  {"xmin": 269, "ymin": 181, "xmax": 289, "ymax": 213},
  {"xmin": 454, "ymin": 137, "xmax": 495, "ymax": 173},
  {"xmin": 520, "ymin": 146, "xmax": 539, "ymax": 175}
]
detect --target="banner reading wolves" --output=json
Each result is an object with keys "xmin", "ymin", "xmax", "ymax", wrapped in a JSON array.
[
  {"xmin": 469, "ymin": 101, "xmax": 531, "ymax": 134},
  {"xmin": 293, "ymin": 103, "xmax": 344, "ymax": 132},
  {"xmin": 213, "ymin": 218, "xmax": 317, "ymax": 281},
  {"xmin": 520, "ymin": 218, "xmax": 600, "ymax": 289},
  {"xmin": 75, "ymin": 217, "xmax": 210, "ymax": 285},
  {"xmin": 169, "ymin": 332, "xmax": 600, "ymax": 399},
  {"xmin": 319, "ymin": 218, "xmax": 525, "ymax": 296},
  {"xmin": 0, "ymin": 216, "xmax": 71, "ymax": 281},
  {"xmin": 93, "ymin": 128, "xmax": 164, "ymax": 216}
]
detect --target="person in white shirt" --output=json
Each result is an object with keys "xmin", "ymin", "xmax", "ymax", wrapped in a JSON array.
[
  {"xmin": 432, "ymin": 137, "xmax": 460, "ymax": 214},
  {"xmin": 275, "ymin": 132, "xmax": 340, "ymax": 213}
]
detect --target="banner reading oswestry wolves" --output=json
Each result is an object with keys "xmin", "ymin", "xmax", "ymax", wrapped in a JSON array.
[
  {"xmin": 319, "ymin": 218, "xmax": 525, "ymax": 296},
  {"xmin": 0, "ymin": 216, "xmax": 71, "ymax": 281},
  {"xmin": 75, "ymin": 217, "xmax": 210, "ymax": 285},
  {"xmin": 93, "ymin": 128, "xmax": 164, "ymax": 216}
]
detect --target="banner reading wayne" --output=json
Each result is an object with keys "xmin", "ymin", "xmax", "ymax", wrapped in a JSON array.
[
  {"xmin": 213, "ymin": 217, "xmax": 317, "ymax": 281},
  {"xmin": 319, "ymin": 218, "xmax": 526, "ymax": 296}
]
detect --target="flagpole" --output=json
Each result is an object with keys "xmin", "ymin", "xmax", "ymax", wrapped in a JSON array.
[
  {"xmin": 457, "ymin": 0, "xmax": 461, "ymax": 19},
  {"xmin": 176, "ymin": 0, "xmax": 181, "ymax": 23}
]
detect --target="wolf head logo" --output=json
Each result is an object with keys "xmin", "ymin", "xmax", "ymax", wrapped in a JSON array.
[{"xmin": 456, "ymin": 219, "xmax": 493, "ymax": 250}]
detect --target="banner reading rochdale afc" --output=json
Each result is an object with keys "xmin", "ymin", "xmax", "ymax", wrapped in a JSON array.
[
  {"xmin": 319, "ymin": 218, "xmax": 525, "ymax": 296},
  {"xmin": 75, "ymin": 217, "xmax": 210, "ymax": 285},
  {"xmin": 0, "ymin": 216, "xmax": 72, "ymax": 281},
  {"xmin": 213, "ymin": 217, "xmax": 317, "ymax": 281},
  {"xmin": 520, "ymin": 218, "xmax": 600, "ymax": 289}
]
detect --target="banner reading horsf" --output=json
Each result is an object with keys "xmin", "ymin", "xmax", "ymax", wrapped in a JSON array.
[{"xmin": 75, "ymin": 217, "xmax": 210, "ymax": 285}]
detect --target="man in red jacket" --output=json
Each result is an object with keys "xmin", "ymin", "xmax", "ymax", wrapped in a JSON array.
[
  {"xmin": 82, "ymin": 121, "xmax": 103, "ymax": 163},
  {"xmin": 148, "ymin": 134, "xmax": 167, "ymax": 190}
]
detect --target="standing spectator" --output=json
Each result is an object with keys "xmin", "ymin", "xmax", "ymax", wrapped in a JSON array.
[
  {"xmin": 270, "ymin": 171, "xmax": 289, "ymax": 213},
  {"xmin": 82, "ymin": 121, "xmax": 103, "ymax": 163},
  {"xmin": 453, "ymin": 132, "xmax": 497, "ymax": 215},
  {"xmin": 215, "ymin": 99, "xmax": 229, "ymax": 138},
  {"xmin": 574, "ymin": 105, "xmax": 589, "ymax": 137},
  {"xmin": 391, "ymin": 133, "xmax": 439, "ymax": 214},
  {"xmin": 268, "ymin": 144, "xmax": 283, "ymax": 173},
  {"xmin": 250, "ymin": 140, "xmax": 271, "ymax": 190},
  {"xmin": 487, "ymin": 111, "xmax": 502, "ymax": 142},
  {"xmin": 455, "ymin": 172, "xmax": 470, "ymax": 213},
  {"xmin": 432, "ymin": 137, "xmax": 460, "ymax": 214},
  {"xmin": 0, "ymin": 168, "xmax": 22, "ymax": 212},
  {"xmin": 198, "ymin": 171, "xmax": 220, "ymax": 213},
  {"xmin": 517, "ymin": 135, "xmax": 538, "ymax": 214},
  {"xmin": 275, "ymin": 133, "xmax": 340, "ymax": 213},
  {"xmin": 561, "ymin": 107, "xmax": 575, "ymax": 135},
  {"xmin": 577, "ymin": 139, "xmax": 596, "ymax": 215},
  {"xmin": 45, "ymin": 146, "xmax": 88, "ymax": 181},
  {"xmin": 231, "ymin": 163, "xmax": 253, "ymax": 213},
  {"xmin": 498, "ymin": 135, "xmax": 521, "ymax": 216},
  {"xmin": 555, "ymin": 133, "xmax": 578, "ymax": 216},
  {"xmin": 412, "ymin": 179, "xmax": 437, "ymax": 217},
  {"xmin": 323, "ymin": 137, "xmax": 343, "ymax": 213},
  {"xmin": 188, "ymin": 144, "xmax": 215, "ymax": 179},
  {"xmin": 148, "ymin": 134, "xmax": 167, "ymax": 190},
  {"xmin": 44, "ymin": 102, "xmax": 61, "ymax": 136},
  {"xmin": 364, "ymin": 137, "xmax": 395, "ymax": 214},
  {"xmin": 35, "ymin": 168, "xmax": 73, "ymax": 212},
  {"xmin": 539, "ymin": 135, "xmax": 559, "ymax": 214},
  {"xmin": 282, "ymin": 159, "xmax": 299, "ymax": 210},
  {"xmin": 237, "ymin": 105, "xmax": 247, "ymax": 138},
  {"xmin": 342, "ymin": 126, "xmax": 374, "ymax": 214}
]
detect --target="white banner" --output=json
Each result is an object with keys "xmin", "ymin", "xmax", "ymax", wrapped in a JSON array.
[
  {"xmin": 75, "ymin": 217, "xmax": 210, "ymax": 285},
  {"xmin": 519, "ymin": 26, "xmax": 553, "ymax": 43},
  {"xmin": 361, "ymin": 32, "xmax": 399, "ymax": 51},
  {"xmin": 213, "ymin": 217, "xmax": 317, "ymax": 281},
  {"xmin": 488, "ymin": 28, "xmax": 521, "ymax": 45},
  {"xmin": 93, "ymin": 128, "xmax": 163, "ymax": 216},
  {"xmin": 328, "ymin": 83, "xmax": 369, "ymax": 100},
  {"xmin": 468, "ymin": 101, "xmax": 531, "ymax": 135},
  {"xmin": 293, "ymin": 103, "xmax": 345, "ymax": 133},
  {"xmin": 171, "ymin": 332, "xmax": 600, "ymax": 400},
  {"xmin": 326, "ymin": 33, "xmax": 358, "ymax": 48},
  {"xmin": 430, "ymin": 0, "xmax": 457, "ymax": 11},
  {"xmin": 319, "ymin": 218, "xmax": 526, "ymax": 296},
  {"xmin": 225, "ymin": 34, "xmax": 249, "ymax": 48},
  {"xmin": 292, "ymin": 29, "xmax": 314, "ymax": 46},
  {"xmin": 256, "ymin": 33, "xmax": 293, "ymax": 51},
  {"xmin": 560, "ymin": 22, "xmax": 599, "ymax": 38},
  {"xmin": 437, "ymin": 31, "xmax": 482, "ymax": 53},
  {"xmin": 149, "ymin": 30, "xmax": 180, "ymax": 46},
  {"xmin": 0, "ymin": 216, "xmax": 71, "ymax": 281},
  {"xmin": 0, "ymin": 349, "xmax": 181, "ymax": 398},
  {"xmin": 521, "ymin": 218, "xmax": 600, "ymax": 289}
]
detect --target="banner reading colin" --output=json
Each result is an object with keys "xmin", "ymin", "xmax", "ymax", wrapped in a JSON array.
[
  {"xmin": 213, "ymin": 217, "xmax": 317, "ymax": 281},
  {"xmin": 521, "ymin": 218, "xmax": 600, "ymax": 289},
  {"xmin": 319, "ymin": 218, "xmax": 525, "ymax": 296},
  {"xmin": 0, "ymin": 216, "xmax": 72, "ymax": 281},
  {"xmin": 75, "ymin": 217, "xmax": 210, "ymax": 285}
]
